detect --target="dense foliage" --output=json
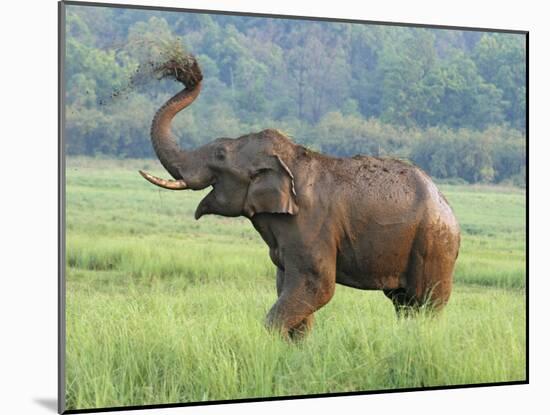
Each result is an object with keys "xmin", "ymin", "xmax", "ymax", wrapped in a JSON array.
[{"xmin": 64, "ymin": 5, "xmax": 526, "ymax": 185}]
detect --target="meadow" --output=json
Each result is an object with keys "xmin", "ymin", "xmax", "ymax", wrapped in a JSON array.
[{"xmin": 64, "ymin": 157, "xmax": 526, "ymax": 410}]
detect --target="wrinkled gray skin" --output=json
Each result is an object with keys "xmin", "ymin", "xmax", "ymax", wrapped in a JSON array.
[{"xmin": 140, "ymin": 61, "xmax": 461, "ymax": 340}]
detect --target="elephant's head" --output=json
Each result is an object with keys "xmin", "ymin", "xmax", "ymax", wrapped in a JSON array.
[{"xmin": 140, "ymin": 57, "xmax": 299, "ymax": 220}]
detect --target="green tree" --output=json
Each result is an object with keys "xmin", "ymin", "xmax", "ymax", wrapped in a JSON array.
[
  {"xmin": 474, "ymin": 34, "xmax": 526, "ymax": 131},
  {"xmin": 435, "ymin": 51, "xmax": 504, "ymax": 129},
  {"xmin": 62, "ymin": 5, "xmax": 526, "ymax": 185},
  {"xmin": 378, "ymin": 30, "xmax": 445, "ymax": 127}
]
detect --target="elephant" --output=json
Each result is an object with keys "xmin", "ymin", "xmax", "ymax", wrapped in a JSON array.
[{"xmin": 139, "ymin": 56, "xmax": 461, "ymax": 340}]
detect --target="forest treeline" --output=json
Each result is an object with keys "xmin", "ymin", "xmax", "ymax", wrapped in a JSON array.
[{"xmin": 65, "ymin": 5, "xmax": 526, "ymax": 185}]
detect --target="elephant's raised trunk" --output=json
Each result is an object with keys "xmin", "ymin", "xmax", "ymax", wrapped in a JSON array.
[{"xmin": 142, "ymin": 57, "xmax": 203, "ymax": 190}]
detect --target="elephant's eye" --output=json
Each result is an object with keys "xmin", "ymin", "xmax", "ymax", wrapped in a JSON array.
[{"xmin": 215, "ymin": 147, "xmax": 226, "ymax": 161}]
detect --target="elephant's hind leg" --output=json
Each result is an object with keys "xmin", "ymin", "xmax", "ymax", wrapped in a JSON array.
[
  {"xmin": 401, "ymin": 225, "xmax": 457, "ymax": 313},
  {"xmin": 383, "ymin": 288, "xmax": 419, "ymax": 317}
]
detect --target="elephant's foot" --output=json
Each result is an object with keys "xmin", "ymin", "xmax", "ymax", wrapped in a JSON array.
[
  {"xmin": 268, "ymin": 265, "xmax": 335, "ymax": 341},
  {"xmin": 265, "ymin": 306, "xmax": 316, "ymax": 341},
  {"xmin": 383, "ymin": 288, "xmax": 446, "ymax": 318},
  {"xmin": 288, "ymin": 314, "xmax": 315, "ymax": 341},
  {"xmin": 383, "ymin": 288, "xmax": 419, "ymax": 317}
]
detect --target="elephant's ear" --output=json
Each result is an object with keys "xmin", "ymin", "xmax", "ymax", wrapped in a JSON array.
[{"xmin": 244, "ymin": 155, "xmax": 299, "ymax": 217}]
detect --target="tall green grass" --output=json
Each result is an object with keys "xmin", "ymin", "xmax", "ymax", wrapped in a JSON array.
[
  {"xmin": 65, "ymin": 158, "xmax": 526, "ymax": 410},
  {"xmin": 440, "ymin": 184, "xmax": 526, "ymax": 288}
]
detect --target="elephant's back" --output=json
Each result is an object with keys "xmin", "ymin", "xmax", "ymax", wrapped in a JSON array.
[
  {"xmin": 331, "ymin": 156, "xmax": 459, "ymax": 290},
  {"xmin": 347, "ymin": 157, "xmax": 425, "ymax": 224}
]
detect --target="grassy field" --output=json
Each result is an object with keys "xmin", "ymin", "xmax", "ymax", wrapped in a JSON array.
[{"xmin": 64, "ymin": 157, "xmax": 526, "ymax": 410}]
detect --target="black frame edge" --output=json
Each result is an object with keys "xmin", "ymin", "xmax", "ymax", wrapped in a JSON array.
[
  {"xmin": 62, "ymin": 380, "xmax": 528, "ymax": 414},
  {"xmin": 61, "ymin": 0, "xmax": 528, "ymax": 34},
  {"xmin": 58, "ymin": 1, "xmax": 67, "ymax": 414},
  {"xmin": 525, "ymin": 31, "xmax": 529, "ymax": 384}
]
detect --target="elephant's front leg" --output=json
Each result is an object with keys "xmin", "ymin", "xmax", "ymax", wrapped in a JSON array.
[
  {"xmin": 275, "ymin": 268, "xmax": 315, "ymax": 339},
  {"xmin": 268, "ymin": 263, "xmax": 335, "ymax": 340}
]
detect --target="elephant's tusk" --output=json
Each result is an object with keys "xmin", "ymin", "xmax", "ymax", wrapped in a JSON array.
[{"xmin": 139, "ymin": 170, "xmax": 188, "ymax": 190}]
